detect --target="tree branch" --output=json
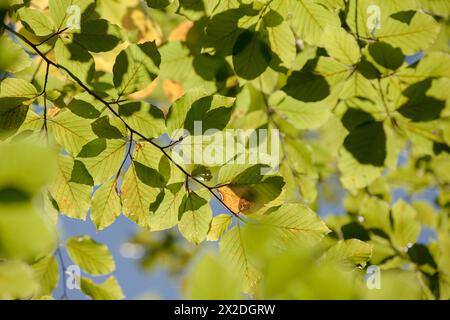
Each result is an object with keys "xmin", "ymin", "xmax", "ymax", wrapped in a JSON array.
[
  {"xmin": 36, "ymin": 27, "xmax": 68, "ymax": 46},
  {"xmin": 41, "ymin": 62, "xmax": 50, "ymax": 140}
]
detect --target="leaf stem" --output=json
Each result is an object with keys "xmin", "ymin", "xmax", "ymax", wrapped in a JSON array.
[
  {"xmin": 41, "ymin": 62, "xmax": 50, "ymax": 140},
  {"xmin": 56, "ymin": 247, "xmax": 69, "ymax": 300},
  {"xmin": 36, "ymin": 27, "xmax": 69, "ymax": 46}
]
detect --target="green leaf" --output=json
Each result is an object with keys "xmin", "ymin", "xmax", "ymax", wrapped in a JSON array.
[
  {"xmin": 391, "ymin": 200, "xmax": 421, "ymax": 251},
  {"xmin": 0, "ymin": 203, "xmax": 57, "ymax": 263},
  {"xmin": 343, "ymin": 119, "xmax": 387, "ymax": 167},
  {"xmin": 48, "ymin": 110, "xmax": 97, "ymax": 156},
  {"xmin": 269, "ymin": 91, "xmax": 331, "ymax": 130},
  {"xmin": 54, "ymin": 37, "xmax": 95, "ymax": 84},
  {"xmin": 91, "ymin": 116, "xmax": 126, "ymax": 139},
  {"xmin": 77, "ymin": 138, "xmax": 107, "ymax": 158},
  {"xmin": 72, "ymin": 19, "xmax": 124, "ymax": 53},
  {"xmin": 397, "ymin": 79, "xmax": 445, "ymax": 122},
  {"xmin": 322, "ymin": 239, "xmax": 373, "ymax": 269},
  {"xmin": 133, "ymin": 140, "xmax": 168, "ymax": 174},
  {"xmin": 232, "ymin": 30, "xmax": 271, "ymax": 80},
  {"xmin": 266, "ymin": 20, "xmax": 296, "ymax": 69},
  {"xmin": 66, "ymin": 94, "xmax": 102, "ymax": 119},
  {"xmin": 183, "ymin": 94, "xmax": 235, "ymax": 133},
  {"xmin": 256, "ymin": 203, "xmax": 330, "ymax": 246},
  {"xmin": 291, "ymin": 0, "xmax": 341, "ymax": 46},
  {"xmin": 412, "ymin": 52, "xmax": 450, "ymax": 79},
  {"xmin": 18, "ymin": 7, "xmax": 55, "ymax": 36},
  {"xmin": 178, "ymin": 191, "xmax": 212, "ymax": 244},
  {"xmin": 0, "ymin": 104, "xmax": 29, "ymax": 140},
  {"xmin": 32, "ymin": 255, "xmax": 59, "ymax": 296},
  {"xmin": 322, "ymin": 26, "xmax": 361, "ymax": 65},
  {"xmin": 219, "ymin": 224, "xmax": 261, "ymax": 292},
  {"xmin": 207, "ymin": 214, "xmax": 232, "ymax": 241},
  {"xmin": 113, "ymin": 42, "xmax": 160, "ymax": 97},
  {"xmin": 0, "ymin": 261, "xmax": 39, "ymax": 300},
  {"xmin": 419, "ymin": 0, "xmax": 450, "ymax": 17},
  {"xmin": 48, "ymin": 155, "xmax": 92, "ymax": 219},
  {"xmin": 204, "ymin": 8, "xmax": 247, "ymax": 55},
  {"xmin": 121, "ymin": 161, "xmax": 159, "ymax": 228},
  {"xmin": 166, "ymin": 89, "xmax": 209, "ymax": 135},
  {"xmin": 134, "ymin": 161, "xmax": 167, "ymax": 188},
  {"xmin": 0, "ymin": 143, "xmax": 56, "ymax": 196},
  {"xmin": 412, "ymin": 200, "xmax": 438, "ymax": 229},
  {"xmin": 80, "ymin": 276, "xmax": 124, "ymax": 300},
  {"xmin": 377, "ymin": 12, "xmax": 441, "ymax": 55},
  {"xmin": 0, "ymin": 78, "xmax": 37, "ymax": 105},
  {"xmin": 70, "ymin": 160, "xmax": 94, "ymax": 186},
  {"xmin": 338, "ymin": 147, "xmax": 383, "ymax": 192},
  {"xmin": 91, "ymin": 180, "xmax": 121, "ymax": 231},
  {"xmin": 66, "ymin": 235, "xmax": 115, "ymax": 275},
  {"xmin": 217, "ymin": 163, "xmax": 255, "ymax": 185},
  {"xmin": 282, "ymin": 71, "xmax": 330, "ymax": 102},
  {"xmin": 79, "ymin": 138, "xmax": 126, "ymax": 185},
  {"xmin": 159, "ymin": 41, "xmax": 225, "ymax": 93},
  {"xmin": 0, "ymin": 34, "xmax": 32, "ymax": 73},
  {"xmin": 173, "ymin": 130, "xmax": 242, "ymax": 167},
  {"xmin": 118, "ymin": 101, "xmax": 166, "ymax": 139},
  {"xmin": 359, "ymin": 196, "xmax": 391, "ymax": 234},
  {"xmin": 146, "ymin": 0, "xmax": 173, "ymax": 9},
  {"xmin": 346, "ymin": 0, "xmax": 420, "ymax": 39},
  {"xmin": 366, "ymin": 42, "xmax": 405, "ymax": 72},
  {"xmin": 340, "ymin": 71, "xmax": 379, "ymax": 101},
  {"xmin": 316, "ymin": 0, "xmax": 345, "ymax": 10},
  {"xmin": 150, "ymin": 186, "xmax": 186, "ymax": 232},
  {"xmin": 49, "ymin": 0, "xmax": 94, "ymax": 30},
  {"xmin": 184, "ymin": 253, "xmax": 243, "ymax": 299}
]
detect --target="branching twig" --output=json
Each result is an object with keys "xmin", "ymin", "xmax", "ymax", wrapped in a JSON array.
[{"xmin": 5, "ymin": 25, "xmax": 242, "ymax": 219}]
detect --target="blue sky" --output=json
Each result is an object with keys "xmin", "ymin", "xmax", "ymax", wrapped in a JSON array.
[{"xmin": 54, "ymin": 215, "xmax": 180, "ymax": 300}]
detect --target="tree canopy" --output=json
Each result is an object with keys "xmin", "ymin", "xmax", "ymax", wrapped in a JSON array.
[{"xmin": 0, "ymin": 0, "xmax": 449, "ymax": 300}]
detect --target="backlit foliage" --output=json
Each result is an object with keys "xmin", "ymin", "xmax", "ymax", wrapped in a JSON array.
[{"xmin": 0, "ymin": 0, "xmax": 449, "ymax": 300}]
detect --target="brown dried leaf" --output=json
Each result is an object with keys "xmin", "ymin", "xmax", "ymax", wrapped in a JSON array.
[
  {"xmin": 218, "ymin": 186, "xmax": 252, "ymax": 214},
  {"xmin": 168, "ymin": 21, "xmax": 194, "ymax": 42},
  {"xmin": 127, "ymin": 78, "xmax": 159, "ymax": 100}
]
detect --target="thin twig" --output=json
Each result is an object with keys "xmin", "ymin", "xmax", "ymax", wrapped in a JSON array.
[
  {"xmin": 30, "ymin": 58, "xmax": 44, "ymax": 83},
  {"xmin": 36, "ymin": 27, "xmax": 68, "ymax": 46},
  {"xmin": 41, "ymin": 62, "xmax": 50, "ymax": 140},
  {"xmin": 115, "ymin": 131, "xmax": 134, "ymax": 193},
  {"xmin": 56, "ymin": 247, "xmax": 68, "ymax": 300},
  {"xmin": 162, "ymin": 135, "xmax": 185, "ymax": 149}
]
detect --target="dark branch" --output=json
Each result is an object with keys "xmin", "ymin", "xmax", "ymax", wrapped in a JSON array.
[{"xmin": 36, "ymin": 27, "xmax": 69, "ymax": 46}]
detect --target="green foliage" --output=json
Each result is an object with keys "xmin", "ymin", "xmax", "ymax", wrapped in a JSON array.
[
  {"xmin": 0, "ymin": 0, "xmax": 449, "ymax": 300},
  {"xmin": 66, "ymin": 235, "xmax": 116, "ymax": 276}
]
